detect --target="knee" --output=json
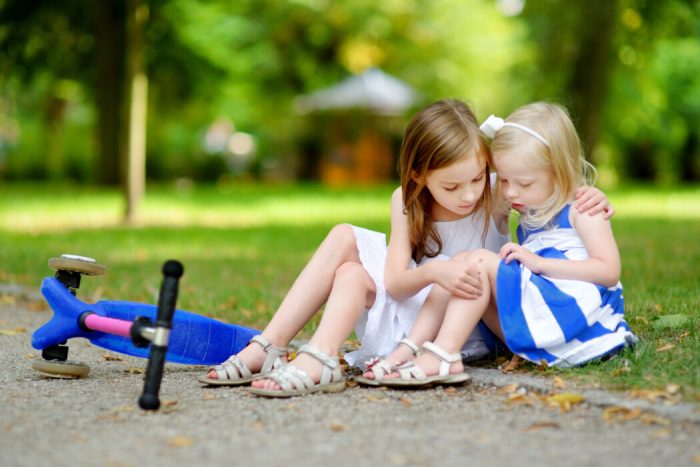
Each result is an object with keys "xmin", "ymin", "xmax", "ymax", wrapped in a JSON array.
[
  {"xmin": 326, "ymin": 223, "xmax": 357, "ymax": 253},
  {"xmin": 335, "ymin": 262, "xmax": 376, "ymax": 292}
]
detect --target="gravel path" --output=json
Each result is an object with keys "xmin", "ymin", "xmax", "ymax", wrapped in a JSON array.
[{"xmin": 1, "ymin": 300, "xmax": 698, "ymax": 467}]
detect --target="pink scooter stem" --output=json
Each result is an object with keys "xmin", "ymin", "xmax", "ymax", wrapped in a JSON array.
[{"xmin": 83, "ymin": 314, "xmax": 132, "ymax": 338}]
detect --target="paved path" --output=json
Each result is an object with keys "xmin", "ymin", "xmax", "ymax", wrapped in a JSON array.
[{"xmin": 1, "ymin": 298, "xmax": 698, "ymax": 467}]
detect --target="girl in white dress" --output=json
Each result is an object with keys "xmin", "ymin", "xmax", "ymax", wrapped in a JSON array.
[
  {"xmin": 378, "ymin": 102, "xmax": 634, "ymax": 386},
  {"xmin": 199, "ymin": 99, "xmax": 610, "ymax": 396}
]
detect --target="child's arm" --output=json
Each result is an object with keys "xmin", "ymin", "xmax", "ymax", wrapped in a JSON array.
[
  {"xmin": 384, "ymin": 188, "xmax": 482, "ymax": 301},
  {"xmin": 500, "ymin": 209, "xmax": 620, "ymax": 287},
  {"xmin": 574, "ymin": 186, "xmax": 615, "ymax": 219}
]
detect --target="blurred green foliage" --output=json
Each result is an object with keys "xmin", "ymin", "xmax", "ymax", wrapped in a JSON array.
[{"xmin": 0, "ymin": 0, "xmax": 698, "ymax": 184}]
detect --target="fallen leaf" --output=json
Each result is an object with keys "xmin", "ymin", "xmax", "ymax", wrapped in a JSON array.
[
  {"xmin": 161, "ymin": 400, "xmax": 178, "ymax": 407},
  {"xmin": 0, "ymin": 327, "xmax": 26, "ymax": 336},
  {"xmin": 501, "ymin": 355, "xmax": 522, "ymax": 373},
  {"xmin": 365, "ymin": 394, "xmax": 387, "ymax": 402},
  {"xmin": 168, "ymin": 436, "xmax": 193, "ymax": 448},
  {"xmin": 399, "ymin": 398, "xmax": 412, "ymax": 407},
  {"xmin": 202, "ymin": 393, "xmax": 216, "ymax": 401},
  {"xmin": 652, "ymin": 428, "xmax": 672, "ymax": 438},
  {"xmin": 125, "ymin": 367, "xmax": 145, "ymax": 374},
  {"xmin": 506, "ymin": 393, "xmax": 537, "ymax": 406},
  {"xmin": 253, "ymin": 421, "xmax": 265, "ymax": 431},
  {"xmin": 627, "ymin": 389, "xmax": 679, "ymax": 404},
  {"xmin": 524, "ymin": 421, "xmax": 561, "ymax": 431},
  {"xmin": 497, "ymin": 383, "xmax": 520, "ymax": 394},
  {"xmin": 0, "ymin": 295, "xmax": 16, "ymax": 305},
  {"xmin": 552, "ymin": 376, "xmax": 566, "ymax": 389},
  {"xmin": 444, "ymin": 386, "xmax": 457, "ymax": 394},
  {"xmin": 656, "ymin": 344, "xmax": 675, "ymax": 352},
  {"xmin": 545, "ymin": 393, "xmax": 585, "ymax": 412},
  {"xmin": 26, "ymin": 301, "xmax": 48, "ymax": 312},
  {"xmin": 603, "ymin": 406, "xmax": 642, "ymax": 423},
  {"xmin": 652, "ymin": 314, "xmax": 689, "ymax": 330},
  {"xmin": 103, "ymin": 354, "xmax": 124, "ymax": 362},
  {"xmin": 665, "ymin": 384, "xmax": 680, "ymax": 395},
  {"xmin": 329, "ymin": 423, "xmax": 346, "ymax": 432},
  {"xmin": 111, "ymin": 405, "xmax": 135, "ymax": 414},
  {"xmin": 640, "ymin": 413, "xmax": 670, "ymax": 426}
]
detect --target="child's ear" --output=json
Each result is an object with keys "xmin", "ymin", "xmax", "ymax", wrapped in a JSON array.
[{"xmin": 410, "ymin": 170, "xmax": 422, "ymax": 183}]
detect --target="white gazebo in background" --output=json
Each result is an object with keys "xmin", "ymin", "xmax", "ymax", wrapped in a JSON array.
[{"xmin": 295, "ymin": 68, "xmax": 418, "ymax": 185}]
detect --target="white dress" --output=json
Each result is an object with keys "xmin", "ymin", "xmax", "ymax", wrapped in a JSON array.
[
  {"xmin": 344, "ymin": 208, "xmax": 510, "ymax": 368},
  {"xmin": 496, "ymin": 204, "xmax": 637, "ymax": 367}
]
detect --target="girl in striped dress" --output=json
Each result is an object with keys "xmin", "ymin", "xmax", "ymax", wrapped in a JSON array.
[{"xmin": 380, "ymin": 102, "xmax": 635, "ymax": 385}]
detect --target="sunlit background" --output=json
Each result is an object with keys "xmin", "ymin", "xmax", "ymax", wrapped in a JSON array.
[{"xmin": 2, "ymin": 1, "xmax": 699, "ymax": 208}]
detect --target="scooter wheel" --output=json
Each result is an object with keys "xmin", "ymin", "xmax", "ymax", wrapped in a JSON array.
[
  {"xmin": 32, "ymin": 359, "xmax": 91, "ymax": 379},
  {"xmin": 48, "ymin": 254, "xmax": 107, "ymax": 276}
]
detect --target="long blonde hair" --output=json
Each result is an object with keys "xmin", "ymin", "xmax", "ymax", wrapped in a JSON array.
[
  {"xmin": 399, "ymin": 99, "xmax": 491, "ymax": 262},
  {"xmin": 491, "ymin": 102, "xmax": 596, "ymax": 229}
]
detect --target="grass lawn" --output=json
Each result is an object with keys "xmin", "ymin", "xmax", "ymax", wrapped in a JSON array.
[{"xmin": 1, "ymin": 181, "xmax": 698, "ymax": 401}]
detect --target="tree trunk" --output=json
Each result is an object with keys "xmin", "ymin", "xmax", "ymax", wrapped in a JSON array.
[
  {"xmin": 568, "ymin": 0, "xmax": 618, "ymax": 158},
  {"xmin": 95, "ymin": 0, "xmax": 124, "ymax": 186},
  {"xmin": 121, "ymin": 0, "xmax": 149, "ymax": 224}
]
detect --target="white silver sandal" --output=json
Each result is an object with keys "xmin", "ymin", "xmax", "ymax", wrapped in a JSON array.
[
  {"xmin": 378, "ymin": 341, "xmax": 470, "ymax": 388},
  {"xmin": 354, "ymin": 338, "xmax": 421, "ymax": 386},
  {"xmin": 248, "ymin": 344, "xmax": 346, "ymax": 398},
  {"xmin": 197, "ymin": 334, "xmax": 288, "ymax": 386}
]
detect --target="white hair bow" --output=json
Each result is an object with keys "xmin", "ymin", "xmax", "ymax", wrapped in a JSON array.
[{"xmin": 479, "ymin": 115, "xmax": 549, "ymax": 147}]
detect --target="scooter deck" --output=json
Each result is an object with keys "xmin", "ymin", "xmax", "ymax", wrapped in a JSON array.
[{"xmin": 32, "ymin": 277, "xmax": 260, "ymax": 365}]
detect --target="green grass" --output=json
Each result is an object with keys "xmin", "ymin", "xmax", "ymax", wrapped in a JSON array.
[{"xmin": 1, "ymin": 181, "xmax": 698, "ymax": 401}]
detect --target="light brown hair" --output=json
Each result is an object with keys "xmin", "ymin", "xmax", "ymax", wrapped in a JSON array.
[
  {"xmin": 491, "ymin": 102, "xmax": 596, "ymax": 229},
  {"xmin": 399, "ymin": 99, "xmax": 491, "ymax": 262}
]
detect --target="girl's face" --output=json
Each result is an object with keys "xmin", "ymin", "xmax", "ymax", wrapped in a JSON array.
[
  {"xmin": 493, "ymin": 151, "xmax": 554, "ymax": 212},
  {"xmin": 421, "ymin": 154, "xmax": 487, "ymax": 221}
]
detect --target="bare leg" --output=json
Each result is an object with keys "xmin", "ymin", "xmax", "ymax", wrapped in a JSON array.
[
  {"xmin": 207, "ymin": 224, "xmax": 370, "ymax": 379},
  {"xmin": 362, "ymin": 284, "xmax": 452, "ymax": 379},
  {"xmin": 399, "ymin": 250, "xmax": 501, "ymax": 377},
  {"xmin": 252, "ymin": 260, "xmax": 376, "ymax": 390}
]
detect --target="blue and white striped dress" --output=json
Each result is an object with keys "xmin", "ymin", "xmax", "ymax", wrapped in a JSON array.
[{"xmin": 496, "ymin": 204, "xmax": 637, "ymax": 367}]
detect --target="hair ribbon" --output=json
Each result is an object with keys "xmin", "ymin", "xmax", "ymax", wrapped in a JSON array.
[{"xmin": 479, "ymin": 115, "xmax": 549, "ymax": 147}]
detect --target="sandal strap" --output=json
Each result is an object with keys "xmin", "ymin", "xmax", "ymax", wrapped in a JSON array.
[
  {"xmin": 421, "ymin": 342, "xmax": 460, "ymax": 377},
  {"xmin": 298, "ymin": 344, "xmax": 341, "ymax": 385},
  {"xmin": 398, "ymin": 338, "xmax": 421, "ymax": 356},
  {"xmin": 396, "ymin": 362, "xmax": 425, "ymax": 380},
  {"xmin": 363, "ymin": 357, "xmax": 393, "ymax": 379},
  {"xmin": 265, "ymin": 365, "xmax": 314, "ymax": 392},
  {"xmin": 251, "ymin": 334, "xmax": 288, "ymax": 373},
  {"xmin": 210, "ymin": 354, "xmax": 251, "ymax": 380}
]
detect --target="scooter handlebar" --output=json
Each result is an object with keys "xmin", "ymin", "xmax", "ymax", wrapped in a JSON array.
[{"xmin": 138, "ymin": 260, "xmax": 184, "ymax": 411}]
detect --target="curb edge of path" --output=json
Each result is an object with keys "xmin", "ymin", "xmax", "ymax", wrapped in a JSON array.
[{"xmin": 464, "ymin": 367, "xmax": 700, "ymax": 424}]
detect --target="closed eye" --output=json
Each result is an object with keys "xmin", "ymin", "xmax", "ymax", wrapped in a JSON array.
[{"xmin": 444, "ymin": 185, "xmax": 458, "ymax": 191}]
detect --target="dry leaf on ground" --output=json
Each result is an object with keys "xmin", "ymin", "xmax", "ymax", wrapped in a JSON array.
[
  {"xmin": 552, "ymin": 376, "xmax": 566, "ymax": 389},
  {"xmin": 545, "ymin": 393, "xmax": 585, "ymax": 412},
  {"xmin": 168, "ymin": 436, "xmax": 193, "ymax": 448},
  {"xmin": 603, "ymin": 406, "xmax": 642, "ymax": 423},
  {"xmin": 524, "ymin": 421, "xmax": 561, "ymax": 431},
  {"xmin": 329, "ymin": 423, "xmax": 346, "ymax": 432}
]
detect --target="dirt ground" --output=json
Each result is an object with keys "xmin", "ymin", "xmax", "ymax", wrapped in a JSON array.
[{"xmin": 1, "ymin": 299, "xmax": 699, "ymax": 467}]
